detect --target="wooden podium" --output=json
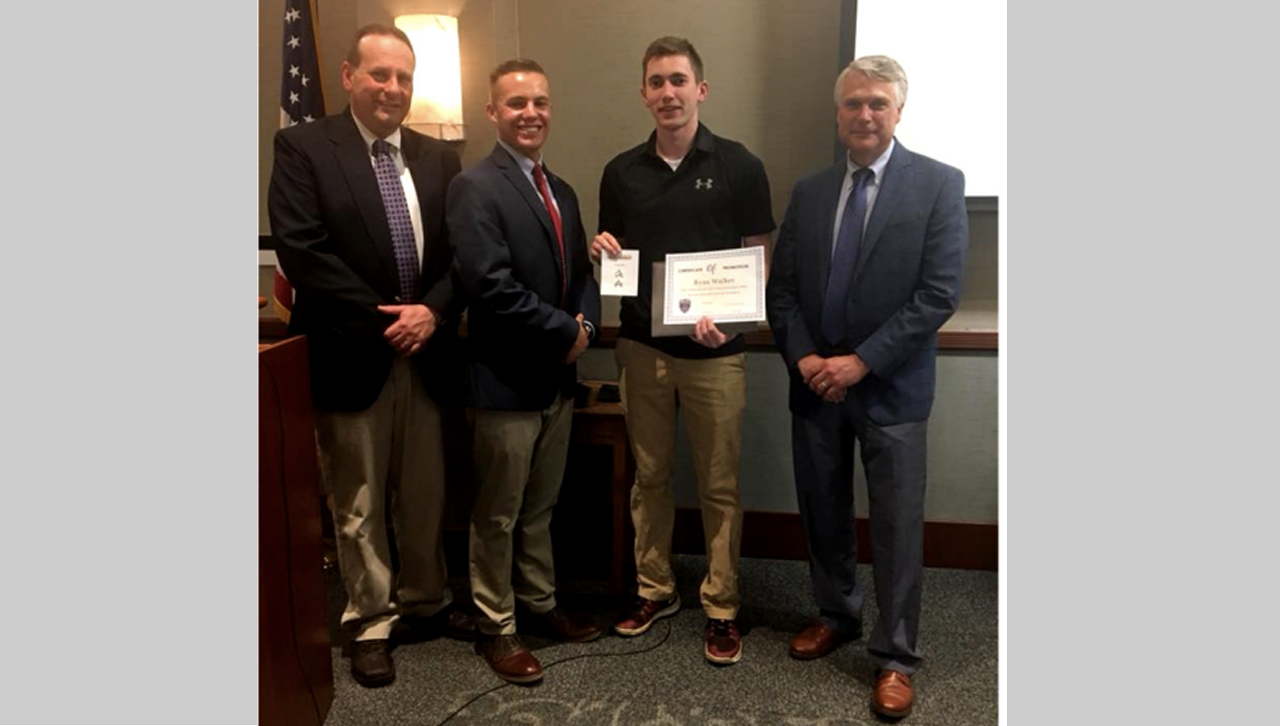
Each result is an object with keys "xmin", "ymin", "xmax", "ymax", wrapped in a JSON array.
[{"xmin": 259, "ymin": 336, "xmax": 333, "ymax": 726}]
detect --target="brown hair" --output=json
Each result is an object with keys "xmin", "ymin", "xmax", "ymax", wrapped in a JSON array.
[
  {"xmin": 642, "ymin": 36, "xmax": 704, "ymax": 82},
  {"xmin": 488, "ymin": 58, "xmax": 548, "ymax": 91},
  {"xmin": 345, "ymin": 23, "xmax": 414, "ymax": 66}
]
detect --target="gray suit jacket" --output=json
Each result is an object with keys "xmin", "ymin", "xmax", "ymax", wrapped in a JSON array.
[{"xmin": 766, "ymin": 140, "xmax": 968, "ymax": 424}]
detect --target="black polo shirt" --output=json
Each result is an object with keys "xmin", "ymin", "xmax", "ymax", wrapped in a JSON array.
[{"xmin": 598, "ymin": 123, "xmax": 775, "ymax": 359}]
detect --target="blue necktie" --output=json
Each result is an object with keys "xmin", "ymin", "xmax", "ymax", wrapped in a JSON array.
[
  {"xmin": 372, "ymin": 139, "xmax": 419, "ymax": 301},
  {"xmin": 821, "ymin": 168, "xmax": 873, "ymax": 344}
]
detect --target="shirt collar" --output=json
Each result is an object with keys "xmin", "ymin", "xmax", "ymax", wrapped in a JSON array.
[
  {"xmin": 846, "ymin": 138, "xmax": 895, "ymax": 182},
  {"xmin": 350, "ymin": 109, "xmax": 402, "ymax": 154},
  {"xmin": 496, "ymin": 139, "xmax": 544, "ymax": 176},
  {"xmin": 643, "ymin": 122, "xmax": 716, "ymax": 159}
]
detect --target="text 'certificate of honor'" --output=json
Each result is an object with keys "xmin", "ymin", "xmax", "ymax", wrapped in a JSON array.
[
  {"xmin": 662, "ymin": 246, "xmax": 766, "ymax": 325},
  {"xmin": 601, "ymin": 250, "xmax": 640, "ymax": 296}
]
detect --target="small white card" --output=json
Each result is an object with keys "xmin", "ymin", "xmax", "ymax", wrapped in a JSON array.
[{"xmin": 601, "ymin": 249, "xmax": 640, "ymax": 297}]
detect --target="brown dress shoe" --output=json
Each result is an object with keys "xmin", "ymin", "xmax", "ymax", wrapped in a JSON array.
[
  {"xmin": 788, "ymin": 620, "xmax": 859, "ymax": 660},
  {"xmin": 477, "ymin": 634, "xmax": 543, "ymax": 685},
  {"xmin": 538, "ymin": 607, "xmax": 603, "ymax": 642},
  {"xmin": 614, "ymin": 593, "xmax": 681, "ymax": 636},
  {"xmin": 871, "ymin": 669, "xmax": 914, "ymax": 719},
  {"xmin": 350, "ymin": 639, "xmax": 395, "ymax": 688}
]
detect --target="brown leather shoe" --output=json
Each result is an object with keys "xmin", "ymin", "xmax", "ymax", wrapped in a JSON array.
[
  {"xmin": 537, "ymin": 607, "xmax": 603, "ymax": 642},
  {"xmin": 614, "ymin": 593, "xmax": 681, "ymax": 636},
  {"xmin": 350, "ymin": 639, "xmax": 395, "ymax": 688},
  {"xmin": 477, "ymin": 634, "xmax": 543, "ymax": 684},
  {"xmin": 788, "ymin": 620, "xmax": 860, "ymax": 660},
  {"xmin": 871, "ymin": 669, "xmax": 914, "ymax": 719}
]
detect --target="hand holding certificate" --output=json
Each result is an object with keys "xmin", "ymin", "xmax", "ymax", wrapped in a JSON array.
[{"xmin": 662, "ymin": 246, "xmax": 766, "ymax": 326}]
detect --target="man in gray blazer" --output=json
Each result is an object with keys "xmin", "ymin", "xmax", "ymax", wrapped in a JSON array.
[{"xmin": 765, "ymin": 55, "xmax": 968, "ymax": 720}]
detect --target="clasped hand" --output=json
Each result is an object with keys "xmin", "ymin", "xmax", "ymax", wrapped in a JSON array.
[
  {"xmin": 798, "ymin": 353, "xmax": 869, "ymax": 403},
  {"xmin": 378, "ymin": 304, "xmax": 436, "ymax": 356}
]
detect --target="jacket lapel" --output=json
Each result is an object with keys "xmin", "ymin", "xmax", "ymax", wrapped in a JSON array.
[
  {"xmin": 402, "ymin": 131, "xmax": 432, "ymax": 212},
  {"xmin": 492, "ymin": 146, "xmax": 566, "ymax": 298},
  {"xmin": 330, "ymin": 112, "xmax": 400, "ymax": 290},
  {"xmin": 854, "ymin": 140, "xmax": 914, "ymax": 281},
  {"xmin": 403, "ymin": 132, "xmax": 441, "ymax": 262},
  {"xmin": 492, "ymin": 145, "xmax": 557, "ymax": 244},
  {"xmin": 815, "ymin": 161, "xmax": 846, "ymax": 300}
]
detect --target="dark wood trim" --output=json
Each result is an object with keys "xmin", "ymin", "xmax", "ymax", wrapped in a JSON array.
[
  {"xmin": 939, "ymin": 329, "xmax": 999, "ymax": 350},
  {"xmin": 260, "ymin": 235, "xmax": 277, "ymax": 250},
  {"xmin": 446, "ymin": 511, "xmax": 996, "ymax": 579},
  {"xmin": 260, "ymin": 316, "xmax": 289, "ymax": 342},
  {"xmin": 265, "ymin": 321, "xmax": 996, "ymax": 352},
  {"xmin": 596, "ymin": 325, "xmax": 996, "ymax": 352},
  {"xmin": 673, "ymin": 509, "xmax": 997, "ymax": 571}
]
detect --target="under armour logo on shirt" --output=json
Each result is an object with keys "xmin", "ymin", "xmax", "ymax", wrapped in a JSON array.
[{"xmin": 694, "ymin": 178, "xmax": 714, "ymax": 190}]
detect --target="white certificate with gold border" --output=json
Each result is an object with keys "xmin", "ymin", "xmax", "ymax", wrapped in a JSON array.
[{"xmin": 662, "ymin": 246, "xmax": 766, "ymax": 326}]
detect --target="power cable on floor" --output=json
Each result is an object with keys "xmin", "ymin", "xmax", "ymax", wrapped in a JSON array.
[{"xmin": 434, "ymin": 620, "xmax": 674, "ymax": 726}]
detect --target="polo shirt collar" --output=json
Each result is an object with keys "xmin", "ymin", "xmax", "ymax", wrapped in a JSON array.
[{"xmin": 643, "ymin": 122, "xmax": 716, "ymax": 159}]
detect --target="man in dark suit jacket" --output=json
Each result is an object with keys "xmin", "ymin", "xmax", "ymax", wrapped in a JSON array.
[
  {"xmin": 268, "ymin": 23, "xmax": 472, "ymax": 689},
  {"xmin": 766, "ymin": 55, "xmax": 968, "ymax": 720},
  {"xmin": 448, "ymin": 59, "xmax": 603, "ymax": 685}
]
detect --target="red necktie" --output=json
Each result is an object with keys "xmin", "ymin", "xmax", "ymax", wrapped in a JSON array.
[{"xmin": 532, "ymin": 163, "xmax": 567, "ymax": 306}]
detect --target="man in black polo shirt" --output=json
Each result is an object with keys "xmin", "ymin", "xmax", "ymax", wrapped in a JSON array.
[{"xmin": 590, "ymin": 36, "xmax": 774, "ymax": 666}]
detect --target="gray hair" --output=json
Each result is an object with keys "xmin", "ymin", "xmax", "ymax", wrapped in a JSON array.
[{"xmin": 833, "ymin": 55, "xmax": 907, "ymax": 108}]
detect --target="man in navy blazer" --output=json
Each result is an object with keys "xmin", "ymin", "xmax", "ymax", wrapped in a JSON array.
[
  {"xmin": 766, "ymin": 55, "xmax": 968, "ymax": 720},
  {"xmin": 448, "ymin": 59, "xmax": 603, "ymax": 685},
  {"xmin": 269, "ymin": 24, "xmax": 474, "ymax": 688}
]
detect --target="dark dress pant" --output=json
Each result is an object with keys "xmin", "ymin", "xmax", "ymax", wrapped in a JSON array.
[{"xmin": 791, "ymin": 396, "xmax": 928, "ymax": 674}]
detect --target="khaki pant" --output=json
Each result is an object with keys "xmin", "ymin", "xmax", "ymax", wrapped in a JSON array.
[
  {"xmin": 468, "ymin": 394, "xmax": 574, "ymax": 636},
  {"xmin": 315, "ymin": 356, "xmax": 451, "ymax": 641},
  {"xmin": 616, "ymin": 338, "xmax": 746, "ymax": 620}
]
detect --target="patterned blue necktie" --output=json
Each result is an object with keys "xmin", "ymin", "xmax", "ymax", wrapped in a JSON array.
[
  {"xmin": 372, "ymin": 139, "xmax": 419, "ymax": 301},
  {"xmin": 821, "ymin": 167, "xmax": 874, "ymax": 345}
]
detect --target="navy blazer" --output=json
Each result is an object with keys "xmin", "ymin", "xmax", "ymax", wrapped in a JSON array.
[
  {"xmin": 766, "ymin": 141, "xmax": 968, "ymax": 425},
  {"xmin": 268, "ymin": 110, "xmax": 464, "ymax": 411},
  {"xmin": 448, "ymin": 145, "xmax": 601, "ymax": 411}
]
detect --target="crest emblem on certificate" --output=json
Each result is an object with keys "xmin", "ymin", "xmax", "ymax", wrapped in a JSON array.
[{"xmin": 679, "ymin": 298, "xmax": 691, "ymax": 313}]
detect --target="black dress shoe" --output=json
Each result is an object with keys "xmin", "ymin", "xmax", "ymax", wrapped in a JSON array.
[
  {"xmin": 536, "ymin": 607, "xmax": 603, "ymax": 642},
  {"xmin": 397, "ymin": 605, "xmax": 479, "ymax": 643},
  {"xmin": 350, "ymin": 639, "xmax": 395, "ymax": 687},
  {"xmin": 443, "ymin": 607, "xmax": 479, "ymax": 640}
]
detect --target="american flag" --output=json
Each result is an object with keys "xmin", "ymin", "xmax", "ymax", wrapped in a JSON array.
[{"xmin": 273, "ymin": 0, "xmax": 326, "ymax": 323}]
